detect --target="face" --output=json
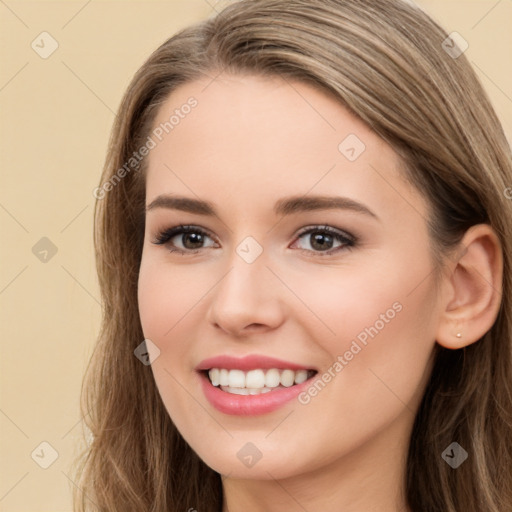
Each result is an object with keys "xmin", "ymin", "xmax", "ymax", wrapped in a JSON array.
[{"xmin": 137, "ymin": 73, "xmax": 440, "ymax": 480}]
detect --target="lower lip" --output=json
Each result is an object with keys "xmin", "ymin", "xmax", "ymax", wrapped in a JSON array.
[{"xmin": 198, "ymin": 371, "xmax": 316, "ymax": 416}]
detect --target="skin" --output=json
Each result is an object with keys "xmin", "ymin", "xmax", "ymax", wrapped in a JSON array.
[{"xmin": 137, "ymin": 72, "xmax": 503, "ymax": 512}]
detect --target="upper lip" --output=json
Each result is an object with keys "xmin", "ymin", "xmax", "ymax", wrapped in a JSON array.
[{"xmin": 195, "ymin": 354, "xmax": 317, "ymax": 372}]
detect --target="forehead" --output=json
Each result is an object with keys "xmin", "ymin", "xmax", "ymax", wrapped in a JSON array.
[{"xmin": 145, "ymin": 73, "xmax": 426, "ymax": 221}]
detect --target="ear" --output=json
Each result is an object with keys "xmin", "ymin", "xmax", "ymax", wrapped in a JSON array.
[{"xmin": 436, "ymin": 224, "xmax": 503, "ymax": 349}]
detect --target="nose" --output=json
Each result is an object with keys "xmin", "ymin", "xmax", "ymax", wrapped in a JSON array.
[{"xmin": 206, "ymin": 249, "xmax": 286, "ymax": 337}]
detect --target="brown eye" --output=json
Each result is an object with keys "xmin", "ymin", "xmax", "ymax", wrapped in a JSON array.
[
  {"xmin": 152, "ymin": 225, "xmax": 217, "ymax": 254},
  {"xmin": 179, "ymin": 232, "xmax": 206, "ymax": 249},
  {"xmin": 293, "ymin": 226, "xmax": 356, "ymax": 255}
]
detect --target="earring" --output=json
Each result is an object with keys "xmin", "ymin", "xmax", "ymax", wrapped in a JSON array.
[{"xmin": 456, "ymin": 332, "xmax": 462, "ymax": 338}]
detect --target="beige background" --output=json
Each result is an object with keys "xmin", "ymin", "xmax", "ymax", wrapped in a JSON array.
[{"xmin": 1, "ymin": 1, "xmax": 511, "ymax": 510}]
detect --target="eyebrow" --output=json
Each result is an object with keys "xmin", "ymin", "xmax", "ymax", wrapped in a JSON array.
[{"xmin": 145, "ymin": 194, "xmax": 379, "ymax": 220}]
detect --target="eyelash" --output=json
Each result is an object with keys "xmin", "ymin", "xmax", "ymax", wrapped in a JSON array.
[{"xmin": 151, "ymin": 224, "xmax": 357, "ymax": 257}]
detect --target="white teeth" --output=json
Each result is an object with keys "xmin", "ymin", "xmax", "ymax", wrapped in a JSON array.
[
  {"xmin": 228, "ymin": 369, "xmax": 246, "ymax": 388},
  {"xmin": 207, "ymin": 367, "xmax": 315, "ymax": 392},
  {"xmin": 294, "ymin": 369, "xmax": 308, "ymax": 384},
  {"xmin": 221, "ymin": 386, "xmax": 274, "ymax": 395},
  {"xmin": 265, "ymin": 368, "xmax": 281, "ymax": 388},
  {"xmin": 209, "ymin": 368, "xmax": 220, "ymax": 386},
  {"xmin": 219, "ymin": 369, "xmax": 230, "ymax": 386},
  {"xmin": 225, "ymin": 387, "xmax": 249, "ymax": 395},
  {"xmin": 280, "ymin": 369, "xmax": 295, "ymax": 387},
  {"xmin": 246, "ymin": 369, "xmax": 266, "ymax": 388}
]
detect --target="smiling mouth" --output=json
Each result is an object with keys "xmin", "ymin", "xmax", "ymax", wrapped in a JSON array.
[{"xmin": 202, "ymin": 368, "xmax": 318, "ymax": 395}]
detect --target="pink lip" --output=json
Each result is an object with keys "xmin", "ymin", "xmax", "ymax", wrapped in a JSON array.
[
  {"xmin": 195, "ymin": 354, "xmax": 315, "ymax": 372},
  {"xmin": 197, "ymin": 371, "xmax": 316, "ymax": 416}
]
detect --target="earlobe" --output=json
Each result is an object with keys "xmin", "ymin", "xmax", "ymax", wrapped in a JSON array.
[{"xmin": 436, "ymin": 224, "xmax": 503, "ymax": 350}]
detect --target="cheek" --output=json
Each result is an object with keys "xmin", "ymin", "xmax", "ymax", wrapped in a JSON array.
[
  {"xmin": 138, "ymin": 258, "xmax": 207, "ymax": 344},
  {"xmin": 282, "ymin": 258, "xmax": 422, "ymax": 350},
  {"xmin": 298, "ymin": 259, "xmax": 437, "ymax": 412},
  {"xmin": 137, "ymin": 258, "xmax": 207, "ymax": 426},
  {"xmin": 289, "ymin": 250, "xmax": 438, "ymax": 405}
]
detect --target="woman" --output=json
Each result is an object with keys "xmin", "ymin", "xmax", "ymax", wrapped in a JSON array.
[{"xmin": 72, "ymin": 0, "xmax": 512, "ymax": 510}]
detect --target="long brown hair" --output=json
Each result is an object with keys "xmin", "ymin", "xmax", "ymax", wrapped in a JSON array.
[{"xmin": 71, "ymin": 1, "xmax": 512, "ymax": 510}]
